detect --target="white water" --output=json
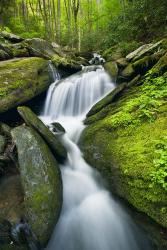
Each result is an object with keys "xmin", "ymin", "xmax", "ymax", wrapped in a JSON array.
[{"xmin": 41, "ymin": 66, "xmax": 153, "ymax": 250}]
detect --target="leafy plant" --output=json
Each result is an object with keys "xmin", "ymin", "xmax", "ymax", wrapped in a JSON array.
[{"xmin": 151, "ymin": 137, "xmax": 167, "ymax": 191}]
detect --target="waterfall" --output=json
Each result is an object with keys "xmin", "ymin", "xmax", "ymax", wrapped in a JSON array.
[{"xmin": 40, "ymin": 66, "xmax": 154, "ymax": 250}]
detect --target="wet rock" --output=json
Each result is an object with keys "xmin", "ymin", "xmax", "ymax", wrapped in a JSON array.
[
  {"xmin": 104, "ymin": 61, "xmax": 118, "ymax": 79},
  {"xmin": 11, "ymin": 125, "xmax": 63, "ymax": 246},
  {"xmin": 17, "ymin": 106, "xmax": 67, "ymax": 162},
  {"xmin": 51, "ymin": 122, "xmax": 66, "ymax": 134},
  {"xmin": 0, "ymin": 135, "xmax": 6, "ymax": 153},
  {"xmin": 0, "ymin": 57, "xmax": 51, "ymax": 114}
]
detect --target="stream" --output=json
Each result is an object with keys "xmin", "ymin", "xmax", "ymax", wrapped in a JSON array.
[{"xmin": 40, "ymin": 65, "xmax": 155, "ymax": 250}]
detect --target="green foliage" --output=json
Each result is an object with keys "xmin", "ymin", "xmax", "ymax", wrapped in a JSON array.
[
  {"xmin": 151, "ymin": 137, "xmax": 167, "ymax": 191},
  {"xmin": 103, "ymin": 0, "xmax": 167, "ymax": 48}
]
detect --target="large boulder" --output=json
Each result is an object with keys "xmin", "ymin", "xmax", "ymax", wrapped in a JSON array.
[
  {"xmin": 17, "ymin": 106, "xmax": 67, "ymax": 162},
  {"xmin": 80, "ymin": 65, "xmax": 167, "ymax": 228},
  {"xmin": 24, "ymin": 38, "xmax": 64, "ymax": 59},
  {"xmin": 11, "ymin": 125, "xmax": 62, "ymax": 246},
  {"xmin": 0, "ymin": 57, "xmax": 51, "ymax": 114}
]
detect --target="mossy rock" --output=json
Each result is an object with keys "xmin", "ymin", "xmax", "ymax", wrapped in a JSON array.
[
  {"xmin": 0, "ymin": 32, "xmax": 24, "ymax": 43},
  {"xmin": 104, "ymin": 61, "xmax": 118, "ymax": 79},
  {"xmin": 80, "ymin": 70, "xmax": 167, "ymax": 228},
  {"xmin": 133, "ymin": 51, "xmax": 166, "ymax": 75},
  {"xmin": 0, "ymin": 49, "xmax": 10, "ymax": 60},
  {"xmin": 121, "ymin": 63, "xmax": 135, "ymax": 80},
  {"xmin": 23, "ymin": 38, "xmax": 63, "ymax": 59},
  {"xmin": 11, "ymin": 125, "xmax": 62, "ymax": 246},
  {"xmin": 17, "ymin": 106, "xmax": 67, "ymax": 162},
  {"xmin": 52, "ymin": 54, "xmax": 82, "ymax": 74},
  {"xmin": 0, "ymin": 57, "xmax": 51, "ymax": 114},
  {"xmin": 151, "ymin": 52, "xmax": 167, "ymax": 76}
]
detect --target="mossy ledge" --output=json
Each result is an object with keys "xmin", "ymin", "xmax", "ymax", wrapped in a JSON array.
[{"xmin": 80, "ymin": 55, "xmax": 167, "ymax": 228}]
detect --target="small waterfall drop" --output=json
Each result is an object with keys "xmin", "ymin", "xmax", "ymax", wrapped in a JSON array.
[{"xmin": 40, "ymin": 66, "xmax": 155, "ymax": 250}]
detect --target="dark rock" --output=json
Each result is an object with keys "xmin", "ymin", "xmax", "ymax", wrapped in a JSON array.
[
  {"xmin": 17, "ymin": 106, "xmax": 67, "ymax": 162},
  {"xmin": 51, "ymin": 122, "xmax": 66, "ymax": 134},
  {"xmin": 11, "ymin": 125, "xmax": 63, "ymax": 246}
]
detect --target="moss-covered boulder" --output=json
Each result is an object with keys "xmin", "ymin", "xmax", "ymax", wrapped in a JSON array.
[
  {"xmin": 52, "ymin": 54, "xmax": 82, "ymax": 74},
  {"xmin": 80, "ymin": 69, "xmax": 167, "ymax": 228},
  {"xmin": 11, "ymin": 125, "xmax": 62, "ymax": 246},
  {"xmin": 0, "ymin": 57, "xmax": 51, "ymax": 114},
  {"xmin": 24, "ymin": 38, "xmax": 63, "ymax": 59},
  {"xmin": 104, "ymin": 61, "xmax": 118, "ymax": 79},
  {"xmin": 17, "ymin": 106, "xmax": 67, "ymax": 162}
]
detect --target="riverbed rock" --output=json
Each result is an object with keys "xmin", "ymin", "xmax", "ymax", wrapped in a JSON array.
[
  {"xmin": 11, "ymin": 125, "xmax": 63, "ymax": 246},
  {"xmin": 0, "ymin": 57, "xmax": 51, "ymax": 114},
  {"xmin": 17, "ymin": 106, "xmax": 67, "ymax": 162},
  {"xmin": 80, "ymin": 67, "xmax": 167, "ymax": 228}
]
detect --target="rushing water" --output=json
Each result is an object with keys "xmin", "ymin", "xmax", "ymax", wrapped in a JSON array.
[{"xmin": 41, "ymin": 66, "xmax": 155, "ymax": 250}]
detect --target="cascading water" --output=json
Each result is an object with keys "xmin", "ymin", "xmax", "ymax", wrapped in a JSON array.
[{"xmin": 40, "ymin": 66, "xmax": 155, "ymax": 250}]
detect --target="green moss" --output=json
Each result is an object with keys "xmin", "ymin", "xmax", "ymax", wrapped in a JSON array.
[
  {"xmin": 80, "ymin": 70, "xmax": 167, "ymax": 228},
  {"xmin": 0, "ymin": 57, "xmax": 50, "ymax": 113}
]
